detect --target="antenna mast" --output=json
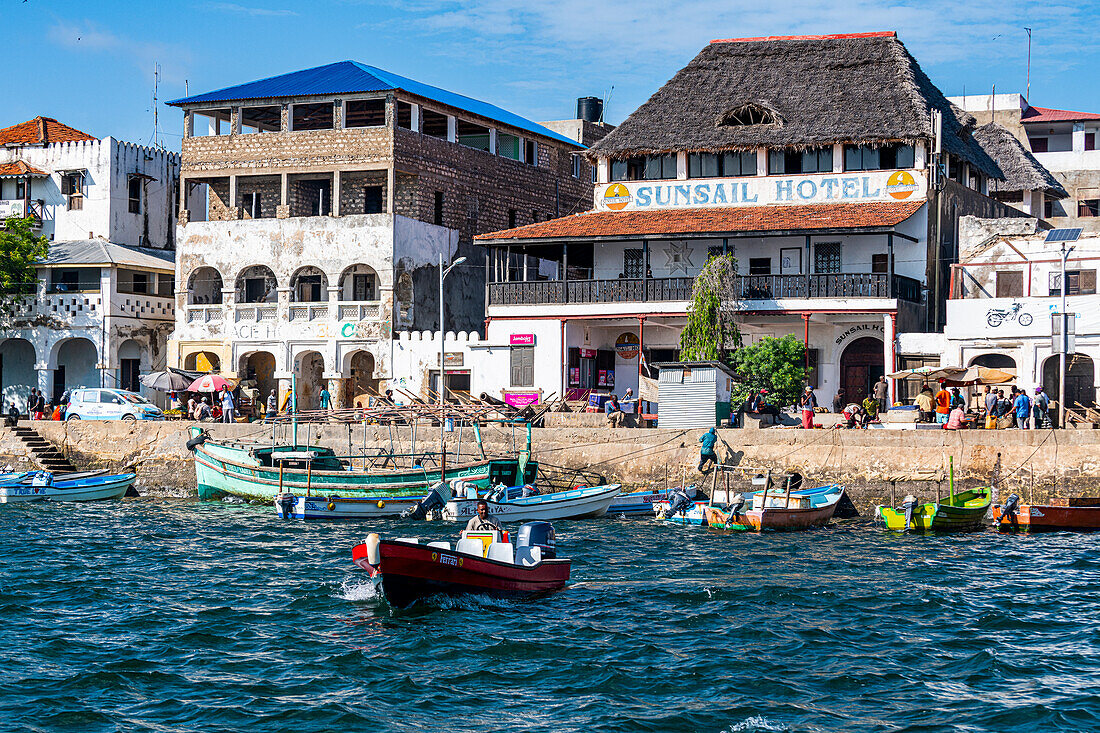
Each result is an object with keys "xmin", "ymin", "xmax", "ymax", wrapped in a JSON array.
[
  {"xmin": 1025, "ymin": 27, "xmax": 1032, "ymax": 101},
  {"xmin": 152, "ymin": 62, "xmax": 161, "ymax": 148}
]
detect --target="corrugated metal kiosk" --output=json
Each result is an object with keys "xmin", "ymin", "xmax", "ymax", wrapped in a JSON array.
[{"xmin": 655, "ymin": 361, "xmax": 738, "ymax": 429}]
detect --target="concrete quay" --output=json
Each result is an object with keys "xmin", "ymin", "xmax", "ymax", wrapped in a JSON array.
[{"xmin": 2, "ymin": 421, "xmax": 1098, "ymax": 511}]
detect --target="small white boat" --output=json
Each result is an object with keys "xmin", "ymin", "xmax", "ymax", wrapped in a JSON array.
[
  {"xmin": 443, "ymin": 484, "xmax": 621, "ymax": 522},
  {"xmin": 0, "ymin": 471, "xmax": 135, "ymax": 503},
  {"xmin": 275, "ymin": 493, "xmax": 422, "ymax": 520}
]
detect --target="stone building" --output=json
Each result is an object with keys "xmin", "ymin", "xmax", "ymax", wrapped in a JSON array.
[
  {"xmin": 474, "ymin": 32, "xmax": 1028, "ymax": 408},
  {"xmin": 0, "ymin": 118, "xmax": 181, "ymax": 410},
  {"xmin": 166, "ymin": 61, "xmax": 599, "ymax": 408},
  {"xmin": 952, "ymin": 94, "xmax": 1100, "ymax": 232}
]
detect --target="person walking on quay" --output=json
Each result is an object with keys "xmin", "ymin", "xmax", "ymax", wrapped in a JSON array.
[
  {"xmin": 604, "ymin": 394, "xmax": 625, "ymax": 428},
  {"xmin": 266, "ymin": 390, "xmax": 278, "ymax": 420},
  {"xmin": 798, "ymin": 386, "xmax": 817, "ymax": 429},
  {"xmin": 832, "ymin": 388, "xmax": 846, "ymax": 413},
  {"xmin": 1032, "ymin": 387, "xmax": 1051, "ymax": 429},
  {"xmin": 873, "ymin": 376, "xmax": 888, "ymax": 414},
  {"xmin": 1013, "ymin": 388, "xmax": 1032, "ymax": 429},
  {"xmin": 934, "ymin": 380, "xmax": 952, "ymax": 425},
  {"xmin": 319, "ymin": 385, "xmax": 332, "ymax": 414},
  {"xmin": 220, "ymin": 388, "xmax": 236, "ymax": 424},
  {"xmin": 983, "ymin": 386, "xmax": 997, "ymax": 426},
  {"xmin": 698, "ymin": 427, "xmax": 719, "ymax": 471},
  {"xmin": 915, "ymin": 385, "xmax": 935, "ymax": 423}
]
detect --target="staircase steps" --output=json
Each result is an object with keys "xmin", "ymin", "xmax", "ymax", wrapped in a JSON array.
[{"xmin": 10, "ymin": 425, "xmax": 80, "ymax": 473}]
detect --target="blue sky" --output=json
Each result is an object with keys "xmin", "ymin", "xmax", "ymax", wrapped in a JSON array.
[{"xmin": 6, "ymin": 0, "xmax": 1100, "ymax": 149}]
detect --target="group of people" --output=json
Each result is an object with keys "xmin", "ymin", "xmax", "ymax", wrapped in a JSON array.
[
  {"xmin": 910, "ymin": 380, "xmax": 1051, "ymax": 430},
  {"xmin": 185, "ymin": 388, "xmax": 238, "ymax": 423}
]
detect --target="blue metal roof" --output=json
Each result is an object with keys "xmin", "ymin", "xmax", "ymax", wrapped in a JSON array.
[{"xmin": 166, "ymin": 61, "xmax": 582, "ymax": 148}]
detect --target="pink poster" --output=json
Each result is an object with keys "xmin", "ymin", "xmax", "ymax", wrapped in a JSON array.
[{"xmin": 504, "ymin": 391, "xmax": 540, "ymax": 407}]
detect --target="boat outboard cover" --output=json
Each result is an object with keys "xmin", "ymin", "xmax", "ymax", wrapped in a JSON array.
[
  {"xmin": 517, "ymin": 521, "xmax": 556, "ymax": 559},
  {"xmin": 665, "ymin": 487, "xmax": 695, "ymax": 517},
  {"xmin": 901, "ymin": 494, "xmax": 919, "ymax": 530},
  {"xmin": 402, "ymin": 481, "xmax": 453, "ymax": 520},
  {"xmin": 1000, "ymin": 493, "xmax": 1021, "ymax": 524}
]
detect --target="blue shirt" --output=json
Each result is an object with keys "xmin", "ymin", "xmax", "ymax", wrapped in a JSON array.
[
  {"xmin": 699, "ymin": 431, "xmax": 717, "ymax": 454},
  {"xmin": 319, "ymin": 389, "xmax": 331, "ymax": 408},
  {"xmin": 1014, "ymin": 393, "xmax": 1031, "ymax": 417}
]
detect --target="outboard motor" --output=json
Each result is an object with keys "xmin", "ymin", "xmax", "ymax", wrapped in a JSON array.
[
  {"xmin": 1000, "ymin": 493, "xmax": 1021, "ymax": 525},
  {"xmin": 665, "ymin": 487, "xmax": 694, "ymax": 518},
  {"xmin": 726, "ymin": 493, "xmax": 747, "ymax": 516},
  {"xmin": 520, "ymin": 484, "xmax": 540, "ymax": 498},
  {"xmin": 517, "ymin": 521, "xmax": 556, "ymax": 559},
  {"xmin": 275, "ymin": 493, "xmax": 296, "ymax": 519},
  {"xmin": 401, "ymin": 481, "xmax": 452, "ymax": 520},
  {"xmin": 785, "ymin": 472, "xmax": 803, "ymax": 493},
  {"xmin": 901, "ymin": 494, "xmax": 919, "ymax": 531}
]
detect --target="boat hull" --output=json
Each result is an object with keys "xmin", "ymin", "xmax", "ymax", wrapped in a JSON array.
[
  {"xmin": 353, "ymin": 540, "xmax": 570, "ymax": 608},
  {"xmin": 877, "ymin": 488, "xmax": 991, "ymax": 532},
  {"xmin": 704, "ymin": 489, "xmax": 844, "ymax": 531},
  {"xmin": 992, "ymin": 503, "xmax": 1100, "ymax": 532},
  {"xmin": 444, "ymin": 485, "xmax": 620, "ymax": 522},
  {"xmin": 0, "ymin": 473, "xmax": 135, "ymax": 503},
  {"xmin": 609, "ymin": 489, "xmax": 676, "ymax": 515},
  {"xmin": 653, "ymin": 500, "xmax": 709, "ymax": 525},
  {"xmin": 275, "ymin": 494, "xmax": 421, "ymax": 519},
  {"xmin": 193, "ymin": 438, "xmax": 512, "ymax": 502}
]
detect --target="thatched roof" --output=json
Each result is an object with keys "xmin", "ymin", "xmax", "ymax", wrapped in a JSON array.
[
  {"xmin": 589, "ymin": 32, "xmax": 1000, "ymax": 178},
  {"xmin": 973, "ymin": 122, "xmax": 1068, "ymax": 197}
]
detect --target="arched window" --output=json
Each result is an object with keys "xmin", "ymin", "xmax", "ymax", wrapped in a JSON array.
[
  {"xmin": 338, "ymin": 264, "xmax": 379, "ymax": 301},
  {"xmin": 186, "ymin": 267, "xmax": 223, "ymax": 305},
  {"xmin": 718, "ymin": 103, "xmax": 781, "ymax": 127},
  {"xmin": 290, "ymin": 266, "xmax": 328, "ymax": 303},
  {"xmin": 236, "ymin": 265, "xmax": 277, "ymax": 304}
]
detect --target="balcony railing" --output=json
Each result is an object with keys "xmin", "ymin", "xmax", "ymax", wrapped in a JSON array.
[
  {"xmin": 488, "ymin": 274, "xmax": 922, "ymax": 306},
  {"xmin": 186, "ymin": 304, "xmax": 225, "ymax": 323},
  {"xmin": 235, "ymin": 304, "xmax": 278, "ymax": 322},
  {"xmin": 289, "ymin": 304, "xmax": 329, "ymax": 321},
  {"xmin": 338, "ymin": 302, "xmax": 381, "ymax": 320}
]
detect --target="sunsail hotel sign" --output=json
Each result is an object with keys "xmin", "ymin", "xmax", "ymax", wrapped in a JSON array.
[{"xmin": 595, "ymin": 170, "xmax": 925, "ymax": 212}]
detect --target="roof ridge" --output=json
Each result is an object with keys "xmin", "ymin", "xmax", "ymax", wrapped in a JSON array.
[{"xmin": 710, "ymin": 31, "xmax": 896, "ymax": 44}]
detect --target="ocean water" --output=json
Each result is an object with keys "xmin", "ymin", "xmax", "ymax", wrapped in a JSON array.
[{"xmin": 1, "ymin": 500, "xmax": 1098, "ymax": 733}]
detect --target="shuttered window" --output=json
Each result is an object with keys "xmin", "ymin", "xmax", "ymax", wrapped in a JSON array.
[
  {"xmin": 510, "ymin": 346, "xmax": 534, "ymax": 387},
  {"xmin": 996, "ymin": 271, "xmax": 1023, "ymax": 298}
]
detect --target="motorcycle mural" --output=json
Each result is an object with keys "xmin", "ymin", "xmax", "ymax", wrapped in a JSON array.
[{"xmin": 986, "ymin": 302, "xmax": 1033, "ymax": 328}]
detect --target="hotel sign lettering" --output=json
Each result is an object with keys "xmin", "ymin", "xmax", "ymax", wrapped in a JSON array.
[{"xmin": 596, "ymin": 170, "xmax": 925, "ymax": 212}]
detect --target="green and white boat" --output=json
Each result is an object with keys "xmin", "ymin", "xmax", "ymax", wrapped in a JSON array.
[{"xmin": 187, "ymin": 426, "xmax": 535, "ymax": 505}]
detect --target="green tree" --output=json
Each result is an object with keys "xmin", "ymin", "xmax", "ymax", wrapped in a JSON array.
[
  {"xmin": 0, "ymin": 216, "xmax": 48, "ymax": 316},
  {"xmin": 729, "ymin": 335, "xmax": 806, "ymax": 408},
  {"xmin": 680, "ymin": 254, "xmax": 741, "ymax": 361}
]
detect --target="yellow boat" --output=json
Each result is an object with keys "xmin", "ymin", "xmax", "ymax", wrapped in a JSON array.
[{"xmin": 877, "ymin": 488, "xmax": 991, "ymax": 532}]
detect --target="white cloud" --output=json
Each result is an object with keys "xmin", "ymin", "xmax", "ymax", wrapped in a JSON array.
[
  {"xmin": 205, "ymin": 2, "xmax": 299, "ymax": 17},
  {"xmin": 46, "ymin": 20, "xmax": 192, "ymax": 86}
]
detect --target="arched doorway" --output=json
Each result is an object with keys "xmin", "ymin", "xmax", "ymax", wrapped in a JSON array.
[
  {"xmin": 184, "ymin": 351, "xmax": 221, "ymax": 373},
  {"xmin": 0, "ymin": 338, "xmax": 37, "ymax": 412},
  {"xmin": 235, "ymin": 265, "xmax": 278, "ymax": 303},
  {"xmin": 239, "ymin": 351, "xmax": 277, "ymax": 415},
  {"xmin": 339, "ymin": 264, "xmax": 379, "ymax": 302},
  {"xmin": 118, "ymin": 339, "xmax": 144, "ymax": 393},
  {"xmin": 290, "ymin": 266, "xmax": 328, "ymax": 302},
  {"xmin": 969, "ymin": 353, "xmax": 1017, "ymax": 371},
  {"xmin": 345, "ymin": 350, "xmax": 378, "ymax": 408},
  {"xmin": 55, "ymin": 338, "xmax": 99, "ymax": 402},
  {"xmin": 293, "ymin": 351, "xmax": 324, "ymax": 410},
  {"xmin": 1043, "ymin": 354, "xmax": 1096, "ymax": 408},
  {"xmin": 840, "ymin": 336, "xmax": 884, "ymax": 404}
]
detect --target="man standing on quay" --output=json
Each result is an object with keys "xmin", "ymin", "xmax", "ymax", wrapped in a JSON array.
[{"xmin": 873, "ymin": 376, "xmax": 889, "ymax": 415}]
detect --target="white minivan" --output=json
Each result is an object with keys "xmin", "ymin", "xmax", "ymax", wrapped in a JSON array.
[{"xmin": 65, "ymin": 388, "xmax": 164, "ymax": 421}]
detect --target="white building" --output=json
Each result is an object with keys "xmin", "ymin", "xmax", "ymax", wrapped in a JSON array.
[
  {"xmin": 939, "ymin": 216, "xmax": 1099, "ymax": 408},
  {"xmin": 473, "ymin": 33, "xmax": 1025, "ymax": 409},
  {"xmin": 0, "ymin": 118, "xmax": 181, "ymax": 410}
]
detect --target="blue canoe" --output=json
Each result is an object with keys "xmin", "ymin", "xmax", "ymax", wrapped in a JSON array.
[{"xmin": 0, "ymin": 470, "xmax": 134, "ymax": 503}]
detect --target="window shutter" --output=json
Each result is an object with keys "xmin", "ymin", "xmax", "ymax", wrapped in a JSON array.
[
  {"xmin": 995, "ymin": 271, "xmax": 1023, "ymax": 298},
  {"xmin": 61, "ymin": 175, "xmax": 73, "ymax": 195},
  {"xmin": 1080, "ymin": 270, "xmax": 1097, "ymax": 295}
]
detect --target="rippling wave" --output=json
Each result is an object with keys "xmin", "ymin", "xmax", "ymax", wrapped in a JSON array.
[{"xmin": 1, "ymin": 500, "xmax": 1099, "ymax": 732}]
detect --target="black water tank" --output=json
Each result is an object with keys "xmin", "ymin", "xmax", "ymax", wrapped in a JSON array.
[{"xmin": 577, "ymin": 97, "xmax": 603, "ymax": 123}]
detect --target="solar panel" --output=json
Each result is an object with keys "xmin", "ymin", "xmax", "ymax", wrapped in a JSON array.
[{"xmin": 1045, "ymin": 228, "xmax": 1082, "ymax": 242}]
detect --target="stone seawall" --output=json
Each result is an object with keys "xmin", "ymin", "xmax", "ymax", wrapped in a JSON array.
[{"xmin": 2, "ymin": 421, "xmax": 1099, "ymax": 510}]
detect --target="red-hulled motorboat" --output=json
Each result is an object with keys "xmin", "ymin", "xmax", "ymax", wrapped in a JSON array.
[
  {"xmin": 352, "ymin": 521, "xmax": 571, "ymax": 608},
  {"xmin": 992, "ymin": 494, "xmax": 1100, "ymax": 532}
]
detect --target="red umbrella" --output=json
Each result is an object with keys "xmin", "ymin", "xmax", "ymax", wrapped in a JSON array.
[{"xmin": 186, "ymin": 374, "xmax": 236, "ymax": 392}]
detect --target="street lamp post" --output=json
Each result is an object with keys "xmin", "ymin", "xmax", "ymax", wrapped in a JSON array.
[
  {"xmin": 1059, "ymin": 243, "xmax": 1074, "ymax": 429},
  {"xmin": 439, "ymin": 253, "xmax": 467, "ymax": 460}
]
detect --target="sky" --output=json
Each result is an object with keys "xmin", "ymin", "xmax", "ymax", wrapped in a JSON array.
[{"xmin": 5, "ymin": 0, "xmax": 1100, "ymax": 149}]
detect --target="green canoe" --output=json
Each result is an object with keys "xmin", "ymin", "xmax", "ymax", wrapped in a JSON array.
[
  {"xmin": 188, "ymin": 427, "xmax": 534, "ymax": 502},
  {"xmin": 877, "ymin": 487, "xmax": 991, "ymax": 532}
]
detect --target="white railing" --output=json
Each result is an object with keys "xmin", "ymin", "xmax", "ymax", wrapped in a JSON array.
[
  {"xmin": 289, "ymin": 304, "xmax": 329, "ymax": 321},
  {"xmin": 338, "ymin": 302, "xmax": 381, "ymax": 320},
  {"xmin": 186, "ymin": 305, "xmax": 225, "ymax": 323},
  {"xmin": 235, "ymin": 304, "xmax": 278, "ymax": 322}
]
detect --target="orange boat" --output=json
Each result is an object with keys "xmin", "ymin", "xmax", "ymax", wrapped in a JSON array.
[{"xmin": 992, "ymin": 494, "xmax": 1100, "ymax": 532}]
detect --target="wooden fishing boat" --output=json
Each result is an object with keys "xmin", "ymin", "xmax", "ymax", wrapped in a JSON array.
[
  {"xmin": 0, "ymin": 471, "xmax": 135, "ymax": 503},
  {"xmin": 877, "ymin": 488, "xmax": 992, "ymax": 532},
  {"xmin": 444, "ymin": 484, "xmax": 620, "ymax": 522},
  {"xmin": 188, "ymin": 427, "xmax": 534, "ymax": 502},
  {"xmin": 351, "ymin": 522, "xmax": 571, "ymax": 608},
  {"xmin": 275, "ymin": 493, "xmax": 423, "ymax": 519},
  {"xmin": 610, "ymin": 488, "xmax": 685, "ymax": 516},
  {"xmin": 992, "ymin": 495, "xmax": 1100, "ymax": 532},
  {"xmin": 703, "ymin": 485, "xmax": 845, "ymax": 531}
]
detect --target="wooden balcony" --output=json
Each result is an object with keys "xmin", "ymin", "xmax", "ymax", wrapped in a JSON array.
[{"xmin": 488, "ymin": 274, "xmax": 922, "ymax": 306}]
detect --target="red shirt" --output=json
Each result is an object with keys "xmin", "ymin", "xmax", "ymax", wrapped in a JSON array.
[{"xmin": 935, "ymin": 389, "xmax": 951, "ymax": 414}]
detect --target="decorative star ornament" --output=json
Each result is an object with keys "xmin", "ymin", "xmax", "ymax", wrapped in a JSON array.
[{"xmin": 665, "ymin": 241, "xmax": 695, "ymax": 275}]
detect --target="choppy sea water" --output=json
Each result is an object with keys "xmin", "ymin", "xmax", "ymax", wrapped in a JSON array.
[{"xmin": 1, "ymin": 499, "xmax": 1099, "ymax": 733}]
